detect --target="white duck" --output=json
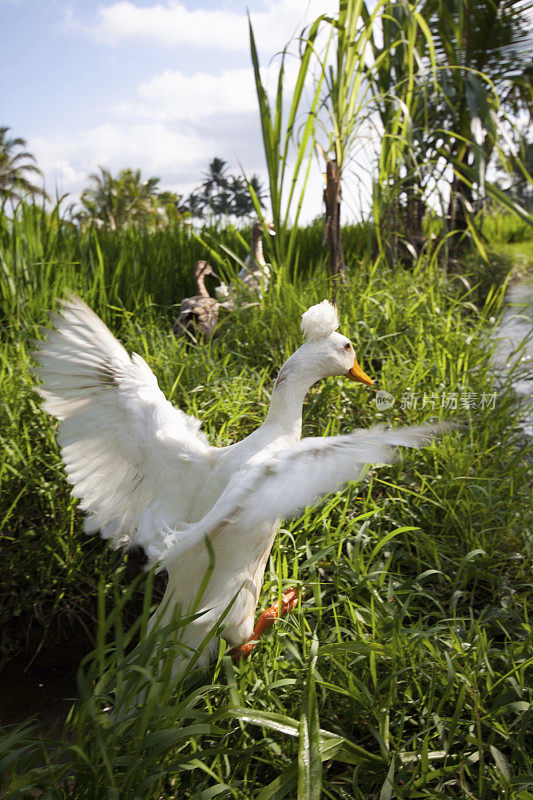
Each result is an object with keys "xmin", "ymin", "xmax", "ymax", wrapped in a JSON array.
[
  {"xmin": 216, "ymin": 220, "xmax": 275, "ymax": 310},
  {"xmin": 35, "ymin": 297, "xmax": 440, "ymax": 667}
]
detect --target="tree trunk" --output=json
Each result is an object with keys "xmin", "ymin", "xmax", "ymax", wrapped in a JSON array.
[
  {"xmin": 448, "ymin": 148, "xmax": 474, "ymax": 244},
  {"xmin": 405, "ymin": 194, "xmax": 427, "ymax": 257},
  {"xmin": 323, "ymin": 159, "xmax": 347, "ymax": 296}
]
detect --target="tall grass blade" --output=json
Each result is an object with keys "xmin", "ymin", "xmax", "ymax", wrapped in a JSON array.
[{"xmin": 297, "ymin": 637, "xmax": 321, "ymax": 800}]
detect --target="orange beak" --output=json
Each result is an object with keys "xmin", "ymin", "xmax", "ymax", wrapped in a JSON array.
[{"xmin": 347, "ymin": 355, "xmax": 374, "ymax": 386}]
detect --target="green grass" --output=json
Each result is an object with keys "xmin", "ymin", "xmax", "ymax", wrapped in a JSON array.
[
  {"xmin": 0, "ymin": 204, "xmax": 532, "ymax": 799},
  {"xmin": 481, "ymin": 213, "xmax": 533, "ymax": 272},
  {"xmin": 492, "ymin": 241, "xmax": 533, "ymax": 272},
  {"xmin": 482, "ymin": 212, "xmax": 533, "ymax": 245}
]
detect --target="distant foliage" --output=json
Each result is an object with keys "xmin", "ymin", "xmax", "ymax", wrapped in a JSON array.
[
  {"xmin": 0, "ymin": 126, "xmax": 46, "ymax": 203},
  {"xmin": 75, "ymin": 167, "xmax": 182, "ymax": 231},
  {"xmin": 179, "ymin": 157, "xmax": 266, "ymax": 220},
  {"xmin": 73, "ymin": 160, "xmax": 265, "ymax": 230}
]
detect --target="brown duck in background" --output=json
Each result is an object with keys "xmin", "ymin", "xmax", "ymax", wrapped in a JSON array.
[{"xmin": 173, "ymin": 260, "xmax": 219, "ymax": 342}]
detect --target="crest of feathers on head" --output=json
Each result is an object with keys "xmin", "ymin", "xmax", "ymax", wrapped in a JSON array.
[{"xmin": 301, "ymin": 300, "xmax": 339, "ymax": 340}]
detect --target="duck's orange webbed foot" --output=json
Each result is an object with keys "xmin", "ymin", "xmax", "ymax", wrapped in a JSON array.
[{"xmin": 230, "ymin": 587, "xmax": 299, "ymax": 661}]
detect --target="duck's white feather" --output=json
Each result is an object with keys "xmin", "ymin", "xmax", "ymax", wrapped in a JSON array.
[
  {"xmin": 34, "ymin": 296, "xmax": 211, "ymax": 547},
  {"xmin": 301, "ymin": 300, "xmax": 339, "ymax": 339},
  {"xmin": 160, "ymin": 425, "xmax": 437, "ymax": 564}
]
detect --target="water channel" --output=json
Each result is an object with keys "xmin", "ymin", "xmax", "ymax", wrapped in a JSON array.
[{"xmin": 494, "ymin": 275, "xmax": 533, "ymax": 438}]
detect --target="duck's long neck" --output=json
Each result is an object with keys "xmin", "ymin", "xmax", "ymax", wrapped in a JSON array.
[
  {"xmin": 263, "ymin": 358, "xmax": 316, "ymax": 440},
  {"xmin": 195, "ymin": 272, "xmax": 210, "ymax": 298},
  {"xmin": 251, "ymin": 227, "xmax": 265, "ymax": 266}
]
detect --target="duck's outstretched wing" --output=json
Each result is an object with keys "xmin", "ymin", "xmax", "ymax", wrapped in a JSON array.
[
  {"xmin": 161, "ymin": 424, "xmax": 448, "ymax": 564},
  {"xmin": 34, "ymin": 296, "xmax": 212, "ymax": 547}
]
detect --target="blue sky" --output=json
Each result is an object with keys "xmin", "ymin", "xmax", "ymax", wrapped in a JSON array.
[{"xmin": 1, "ymin": 0, "xmax": 340, "ymax": 218}]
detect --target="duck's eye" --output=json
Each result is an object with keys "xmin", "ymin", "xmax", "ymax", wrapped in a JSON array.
[{"xmin": 343, "ymin": 342, "xmax": 352, "ymax": 351}]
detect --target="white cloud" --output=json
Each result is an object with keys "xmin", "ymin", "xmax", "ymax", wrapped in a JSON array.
[
  {"xmin": 92, "ymin": 1, "xmax": 247, "ymax": 49},
  {"xmin": 112, "ymin": 67, "xmax": 258, "ymax": 121},
  {"xmin": 30, "ymin": 121, "xmax": 213, "ymax": 199},
  {"xmin": 111, "ymin": 55, "xmax": 304, "ymax": 121},
  {"xmin": 75, "ymin": 0, "xmax": 337, "ymax": 52}
]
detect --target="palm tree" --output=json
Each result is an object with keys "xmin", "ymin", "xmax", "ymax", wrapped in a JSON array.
[
  {"xmin": 181, "ymin": 158, "xmax": 265, "ymax": 220},
  {"xmin": 367, "ymin": 0, "xmax": 532, "ymax": 258},
  {"xmin": 78, "ymin": 167, "xmax": 164, "ymax": 230},
  {"xmin": 180, "ymin": 191, "xmax": 206, "ymax": 220},
  {"xmin": 429, "ymin": 0, "xmax": 533, "ymax": 233},
  {"xmin": 201, "ymin": 158, "xmax": 230, "ymax": 197},
  {"xmin": 230, "ymin": 174, "xmax": 266, "ymax": 217},
  {"xmin": 0, "ymin": 127, "xmax": 46, "ymax": 202},
  {"xmin": 200, "ymin": 158, "xmax": 233, "ymax": 216}
]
